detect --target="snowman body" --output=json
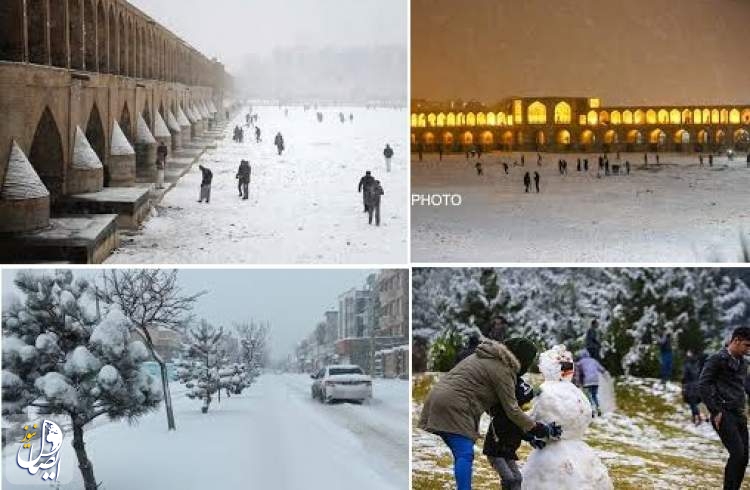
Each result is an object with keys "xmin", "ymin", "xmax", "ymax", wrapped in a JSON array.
[{"xmin": 521, "ymin": 345, "xmax": 613, "ymax": 490}]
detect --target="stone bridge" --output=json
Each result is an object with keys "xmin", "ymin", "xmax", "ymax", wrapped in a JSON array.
[{"xmin": 0, "ymin": 0, "xmax": 237, "ymax": 262}]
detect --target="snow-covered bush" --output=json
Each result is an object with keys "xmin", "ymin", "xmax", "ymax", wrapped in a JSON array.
[
  {"xmin": 2, "ymin": 270, "xmax": 161, "ymax": 490},
  {"xmin": 175, "ymin": 320, "xmax": 224, "ymax": 413}
]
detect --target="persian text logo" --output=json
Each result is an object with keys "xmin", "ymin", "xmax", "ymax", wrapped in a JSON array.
[{"xmin": 15, "ymin": 420, "xmax": 63, "ymax": 483}]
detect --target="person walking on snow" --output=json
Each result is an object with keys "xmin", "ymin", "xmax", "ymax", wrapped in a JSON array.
[
  {"xmin": 576, "ymin": 350, "xmax": 607, "ymax": 417},
  {"xmin": 659, "ymin": 331, "xmax": 673, "ymax": 385},
  {"xmin": 383, "ymin": 144, "xmax": 394, "ymax": 172},
  {"xmin": 699, "ymin": 326, "xmax": 750, "ymax": 490},
  {"xmin": 236, "ymin": 160, "xmax": 251, "ymax": 200},
  {"xmin": 274, "ymin": 132, "xmax": 285, "ymax": 155},
  {"xmin": 358, "ymin": 171, "xmax": 375, "ymax": 212},
  {"xmin": 255, "ymin": 126, "xmax": 261, "ymax": 143},
  {"xmin": 533, "ymin": 171, "xmax": 540, "ymax": 193},
  {"xmin": 419, "ymin": 338, "xmax": 562, "ymax": 490},
  {"xmin": 523, "ymin": 172, "xmax": 531, "ymax": 193},
  {"xmin": 366, "ymin": 180, "xmax": 384, "ymax": 226},
  {"xmin": 197, "ymin": 165, "xmax": 213, "ymax": 203},
  {"xmin": 156, "ymin": 141, "xmax": 168, "ymax": 189},
  {"xmin": 683, "ymin": 349, "xmax": 705, "ymax": 426}
]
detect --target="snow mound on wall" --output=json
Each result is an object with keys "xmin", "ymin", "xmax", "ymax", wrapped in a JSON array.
[
  {"xmin": 166, "ymin": 110, "xmax": 181, "ymax": 133},
  {"xmin": 110, "ymin": 120, "xmax": 135, "ymax": 156},
  {"xmin": 187, "ymin": 105, "xmax": 200, "ymax": 122},
  {"xmin": 136, "ymin": 114, "xmax": 157, "ymax": 145},
  {"xmin": 208, "ymin": 100, "xmax": 217, "ymax": 113},
  {"xmin": 522, "ymin": 440, "xmax": 613, "ymax": 490},
  {"xmin": 177, "ymin": 106, "xmax": 191, "ymax": 126},
  {"xmin": 153, "ymin": 111, "xmax": 171, "ymax": 138},
  {"xmin": 1, "ymin": 140, "xmax": 49, "ymax": 200},
  {"xmin": 72, "ymin": 126, "xmax": 103, "ymax": 169}
]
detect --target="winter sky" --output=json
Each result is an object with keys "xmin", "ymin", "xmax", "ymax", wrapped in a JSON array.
[
  {"xmin": 127, "ymin": 0, "xmax": 407, "ymax": 73},
  {"xmin": 2, "ymin": 269, "xmax": 375, "ymax": 361}
]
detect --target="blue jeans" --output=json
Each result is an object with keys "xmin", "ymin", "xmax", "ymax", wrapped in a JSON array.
[
  {"xmin": 585, "ymin": 385, "xmax": 600, "ymax": 409},
  {"xmin": 438, "ymin": 432, "xmax": 474, "ymax": 490},
  {"xmin": 661, "ymin": 351, "xmax": 673, "ymax": 382}
]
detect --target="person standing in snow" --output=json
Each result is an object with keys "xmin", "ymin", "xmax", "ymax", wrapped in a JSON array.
[
  {"xmin": 274, "ymin": 132, "xmax": 285, "ymax": 155},
  {"xmin": 699, "ymin": 327, "xmax": 750, "ymax": 490},
  {"xmin": 475, "ymin": 162, "xmax": 484, "ymax": 176},
  {"xmin": 438, "ymin": 143, "xmax": 444, "ymax": 161},
  {"xmin": 659, "ymin": 331, "xmax": 673, "ymax": 385},
  {"xmin": 156, "ymin": 141, "xmax": 168, "ymax": 189},
  {"xmin": 483, "ymin": 376, "xmax": 541, "ymax": 490},
  {"xmin": 383, "ymin": 144, "xmax": 394, "ymax": 172},
  {"xmin": 255, "ymin": 126, "xmax": 261, "ymax": 143},
  {"xmin": 682, "ymin": 349, "xmax": 705, "ymax": 425},
  {"xmin": 585, "ymin": 319, "xmax": 602, "ymax": 361},
  {"xmin": 366, "ymin": 180, "xmax": 384, "ymax": 226},
  {"xmin": 534, "ymin": 171, "xmax": 540, "ymax": 193},
  {"xmin": 236, "ymin": 160, "xmax": 251, "ymax": 200},
  {"xmin": 503, "ymin": 162, "xmax": 509, "ymax": 175},
  {"xmin": 418, "ymin": 338, "xmax": 561, "ymax": 490},
  {"xmin": 576, "ymin": 350, "xmax": 607, "ymax": 417},
  {"xmin": 523, "ymin": 172, "xmax": 531, "ymax": 193},
  {"xmin": 197, "ymin": 165, "xmax": 213, "ymax": 203},
  {"xmin": 358, "ymin": 170, "xmax": 375, "ymax": 212},
  {"xmin": 625, "ymin": 160, "xmax": 631, "ymax": 175},
  {"xmin": 417, "ymin": 142, "xmax": 424, "ymax": 162}
]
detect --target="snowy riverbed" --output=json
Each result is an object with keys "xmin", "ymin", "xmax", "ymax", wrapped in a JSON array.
[
  {"xmin": 108, "ymin": 105, "xmax": 408, "ymax": 264},
  {"xmin": 3, "ymin": 374, "xmax": 409, "ymax": 490},
  {"xmin": 412, "ymin": 151, "xmax": 750, "ymax": 262}
]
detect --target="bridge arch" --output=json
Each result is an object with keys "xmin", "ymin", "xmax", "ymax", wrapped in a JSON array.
[{"xmin": 29, "ymin": 107, "xmax": 65, "ymax": 200}]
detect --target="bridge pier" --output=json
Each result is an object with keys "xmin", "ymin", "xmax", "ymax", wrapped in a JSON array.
[
  {"xmin": 108, "ymin": 120, "xmax": 136, "ymax": 187},
  {"xmin": 135, "ymin": 113, "xmax": 158, "ymax": 181}
]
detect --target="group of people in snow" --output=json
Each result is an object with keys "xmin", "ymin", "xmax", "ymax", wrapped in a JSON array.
[{"xmin": 357, "ymin": 171, "xmax": 385, "ymax": 226}]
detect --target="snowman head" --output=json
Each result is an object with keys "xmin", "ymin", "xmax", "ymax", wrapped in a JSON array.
[{"xmin": 538, "ymin": 345, "xmax": 575, "ymax": 382}]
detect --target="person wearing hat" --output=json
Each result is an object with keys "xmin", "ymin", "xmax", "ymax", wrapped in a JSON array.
[{"xmin": 418, "ymin": 338, "xmax": 562, "ymax": 490}]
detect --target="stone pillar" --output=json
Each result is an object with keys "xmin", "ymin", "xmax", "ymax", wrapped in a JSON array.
[
  {"xmin": 166, "ymin": 110, "xmax": 182, "ymax": 151},
  {"xmin": 135, "ymin": 113, "xmax": 158, "ymax": 181},
  {"xmin": 0, "ymin": 141, "xmax": 50, "ymax": 233},
  {"xmin": 177, "ymin": 106, "xmax": 192, "ymax": 141},
  {"xmin": 153, "ymin": 111, "xmax": 172, "ymax": 152},
  {"xmin": 68, "ymin": 126, "xmax": 104, "ymax": 194},
  {"xmin": 187, "ymin": 105, "xmax": 202, "ymax": 138},
  {"xmin": 109, "ymin": 121, "xmax": 136, "ymax": 187}
]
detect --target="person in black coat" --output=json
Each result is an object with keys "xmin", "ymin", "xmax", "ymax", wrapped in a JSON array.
[
  {"xmin": 699, "ymin": 327, "xmax": 750, "ymax": 490},
  {"xmin": 236, "ymin": 160, "xmax": 251, "ymax": 199},
  {"xmin": 358, "ymin": 171, "xmax": 375, "ymax": 212},
  {"xmin": 683, "ymin": 350, "xmax": 704, "ymax": 425},
  {"xmin": 483, "ymin": 376, "xmax": 542, "ymax": 490},
  {"xmin": 533, "ymin": 172, "xmax": 540, "ymax": 193},
  {"xmin": 274, "ymin": 132, "xmax": 285, "ymax": 155},
  {"xmin": 523, "ymin": 172, "xmax": 531, "ymax": 193},
  {"xmin": 198, "ymin": 165, "xmax": 213, "ymax": 203},
  {"xmin": 585, "ymin": 319, "xmax": 602, "ymax": 361},
  {"xmin": 383, "ymin": 144, "xmax": 394, "ymax": 172}
]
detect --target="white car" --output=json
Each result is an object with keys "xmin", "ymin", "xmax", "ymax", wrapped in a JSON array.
[{"xmin": 310, "ymin": 365, "xmax": 373, "ymax": 404}]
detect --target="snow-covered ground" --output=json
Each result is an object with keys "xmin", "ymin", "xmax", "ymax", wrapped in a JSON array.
[
  {"xmin": 412, "ymin": 152, "xmax": 750, "ymax": 262},
  {"xmin": 108, "ymin": 106, "xmax": 408, "ymax": 264},
  {"xmin": 412, "ymin": 373, "xmax": 727, "ymax": 490},
  {"xmin": 3, "ymin": 374, "xmax": 409, "ymax": 489}
]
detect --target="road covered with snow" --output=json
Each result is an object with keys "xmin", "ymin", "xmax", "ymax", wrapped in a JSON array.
[
  {"xmin": 108, "ymin": 105, "xmax": 408, "ymax": 264},
  {"xmin": 3, "ymin": 374, "xmax": 409, "ymax": 490},
  {"xmin": 412, "ymin": 151, "xmax": 750, "ymax": 262}
]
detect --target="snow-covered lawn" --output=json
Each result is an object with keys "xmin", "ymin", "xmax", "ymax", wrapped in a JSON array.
[
  {"xmin": 412, "ymin": 152, "xmax": 750, "ymax": 262},
  {"xmin": 3, "ymin": 374, "xmax": 409, "ymax": 489},
  {"xmin": 108, "ymin": 106, "xmax": 408, "ymax": 264},
  {"xmin": 412, "ymin": 373, "xmax": 727, "ymax": 490}
]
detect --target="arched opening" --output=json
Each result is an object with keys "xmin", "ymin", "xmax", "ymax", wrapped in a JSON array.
[
  {"xmin": 697, "ymin": 130, "xmax": 709, "ymax": 145},
  {"xmin": 681, "ymin": 109, "xmax": 692, "ymax": 124},
  {"xmin": 480, "ymin": 130, "xmax": 493, "ymax": 146},
  {"xmin": 716, "ymin": 129, "xmax": 726, "ymax": 146},
  {"xmin": 711, "ymin": 109, "xmax": 720, "ymax": 124},
  {"xmin": 502, "ymin": 131, "xmax": 513, "ymax": 148},
  {"xmin": 627, "ymin": 130, "xmax": 643, "ymax": 145},
  {"xmin": 657, "ymin": 109, "xmax": 669, "ymax": 124},
  {"xmin": 436, "ymin": 113, "xmax": 445, "ymax": 127},
  {"xmin": 729, "ymin": 109, "xmax": 741, "ymax": 125},
  {"xmin": 446, "ymin": 113, "xmax": 455, "ymax": 126},
  {"xmin": 427, "ymin": 113, "xmax": 436, "ymax": 127},
  {"xmin": 416, "ymin": 113, "xmax": 426, "ymax": 127},
  {"xmin": 527, "ymin": 101, "xmax": 546, "ymax": 124},
  {"xmin": 29, "ymin": 107, "xmax": 64, "ymax": 200},
  {"xmin": 119, "ymin": 14, "xmax": 127, "ymax": 75},
  {"xmin": 674, "ymin": 129, "xmax": 690, "ymax": 146},
  {"xmin": 634, "ymin": 110, "xmax": 645, "ymax": 125},
  {"xmin": 556, "ymin": 129, "xmax": 571, "ymax": 146},
  {"xmin": 734, "ymin": 129, "xmax": 750, "ymax": 150},
  {"xmin": 599, "ymin": 111, "xmax": 609, "ymax": 124},
  {"xmin": 410, "ymin": 114, "xmax": 417, "ymax": 128},
  {"xmin": 85, "ymin": 104, "xmax": 107, "ymax": 181},
  {"xmin": 50, "ymin": 1, "xmax": 67, "ymax": 67},
  {"xmin": 587, "ymin": 110, "xmax": 598, "ymax": 126},
  {"xmin": 497, "ymin": 112, "xmax": 506, "ymax": 126},
  {"xmin": 28, "ymin": 0, "xmax": 48, "ymax": 64},
  {"xmin": 650, "ymin": 129, "xmax": 666, "ymax": 148},
  {"xmin": 742, "ymin": 109, "xmax": 750, "ymax": 125},
  {"xmin": 535, "ymin": 130, "xmax": 546, "ymax": 146},
  {"xmin": 610, "ymin": 111, "xmax": 621, "ymax": 125},
  {"xmin": 97, "ymin": 0, "xmax": 106, "ymax": 72},
  {"xmin": 466, "ymin": 113, "xmax": 476, "ymax": 127},
  {"xmin": 693, "ymin": 109, "xmax": 702, "ymax": 125},
  {"xmin": 129, "ymin": 18, "xmax": 136, "ymax": 76},
  {"xmin": 702, "ymin": 109, "xmax": 711, "ymax": 124},
  {"xmin": 108, "ymin": 6, "xmax": 117, "ymax": 74},
  {"xmin": 456, "ymin": 113, "xmax": 466, "ymax": 126},
  {"xmin": 486, "ymin": 113, "xmax": 496, "ymax": 126},
  {"xmin": 84, "ymin": 0, "xmax": 96, "ymax": 70},
  {"xmin": 422, "ymin": 132, "xmax": 435, "ymax": 146},
  {"xmin": 622, "ymin": 110, "xmax": 633, "ymax": 125},
  {"xmin": 669, "ymin": 109, "xmax": 681, "ymax": 125},
  {"xmin": 580, "ymin": 130, "xmax": 594, "ymax": 146},
  {"xmin": 720, "ymin": 109, "xmax": 729, "ymax": 124},
  {"xmin": 442, "ymin": 132, "xmax": 454, "ymax": 147},
  {"xmin": 0, "ymin": 0, "xmax": 25, "ymax": 61},
  {"xmin": 120, "ymin": 102, "xmax": 132, "ymax": 144},
  {"xmin": 516, "ymin": 131, "xmax": 525, "ymax": 146},
  {"xmin": 646, "ymin": 110, "xmax": 657, "ymax": 125},
  {"xmin": 461, "ymin": 131, "xmax": 473, "ymax": 146},
  {"xmin": 476, "ymin": 113, "xmax": 487, "ymax": 126},
  {"xmin": 604, "ymin": 130, "xmax": 617, "ymax": 145},
  {"xmin": 554, "ymin": 102, "xmax": 571, "ymax": 124}
]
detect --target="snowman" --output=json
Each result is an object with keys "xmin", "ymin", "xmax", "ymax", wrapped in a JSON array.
[{"xmin": 522, "ymin": 345, "xmax": 613, "ymax": 490}]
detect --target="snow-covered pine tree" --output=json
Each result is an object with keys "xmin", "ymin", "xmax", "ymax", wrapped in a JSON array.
[
  {"xmin": 237, "ymin": 321, "xmax": 268, "ymax": 383},
  {"xmin": 176, "ymin": 320, "xmax": 224, "ymax": 413},
  {"xmin": 2, "ymin": 270, "xmax": 161, "ymax": 490},
  {"xmin": 218, "ymin": 363, "xmax": 252, "ymax": 396}
]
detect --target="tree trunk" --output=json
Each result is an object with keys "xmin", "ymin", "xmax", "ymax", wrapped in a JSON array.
[
  {"xmin": 158, "ymin": 360, "xmax": 176, "ymax": 430},
  {"xmin": 72, "ymin": 421, "xmax": 98, "ymax": 490}
]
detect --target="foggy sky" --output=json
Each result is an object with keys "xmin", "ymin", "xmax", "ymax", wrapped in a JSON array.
[
  {"xmin": 412, "ymin": 0, "xmax": 750, "ymax": 106},
  {"xmin": 128, "ymin": 0, "xmax": 407, "ymax": 73},
  {"xmin": 2, "ymin": 269, "xmax": 374, "ymax": 361}
]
